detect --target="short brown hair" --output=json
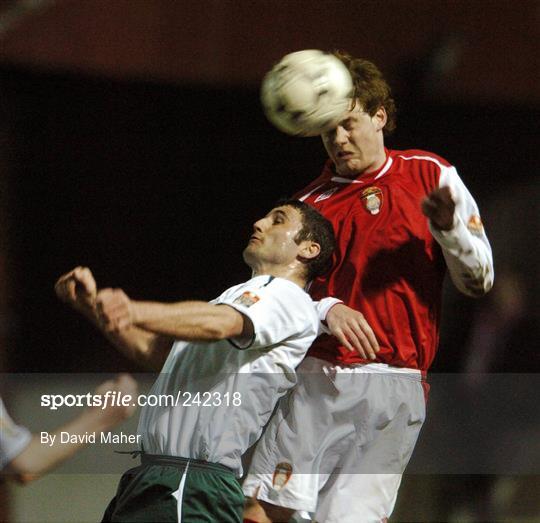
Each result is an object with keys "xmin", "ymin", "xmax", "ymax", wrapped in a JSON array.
[
  {"xmin": 334, "ymin": 51, "xmax": 397, "ymax": 135},
  {"xmin": 277, "ymin": 199, "xmax": 336, "ymax": 281}
]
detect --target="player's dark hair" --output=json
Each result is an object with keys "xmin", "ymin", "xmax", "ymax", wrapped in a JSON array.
[
  {"xmin": 333, "ymin": 51, "xmax": 397, "ymax": 135},
  {"xmin": 277, "ymin": 199, "xmax": 336, "ymax": 281}
]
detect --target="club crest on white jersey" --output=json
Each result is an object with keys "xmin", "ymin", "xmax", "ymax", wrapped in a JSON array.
[{"xmin": 233, "ymin": 291, "xmax": 260, "ymax": 308}]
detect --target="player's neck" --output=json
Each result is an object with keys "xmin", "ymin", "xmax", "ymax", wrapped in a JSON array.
[
  {"xmin": 363, "ymin": 147, "xmax": 387, "ymax": 175},
  {"xmin": 251, "ymin": 265, "xmax": 306, "ymax": 289}
]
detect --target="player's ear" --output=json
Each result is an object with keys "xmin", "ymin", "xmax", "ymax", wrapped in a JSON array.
[
  {"xmin": 373, "ymin": 106, "xmax": 387, "ymax": 131},
  {"xmin": 298, "ymin": 240, "xmax": 321, "ymax": 261}
]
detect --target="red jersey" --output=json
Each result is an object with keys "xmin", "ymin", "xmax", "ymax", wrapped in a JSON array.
[{"xmin": 298, "ymin": 149, "xmax": 457, "ymax": 371}]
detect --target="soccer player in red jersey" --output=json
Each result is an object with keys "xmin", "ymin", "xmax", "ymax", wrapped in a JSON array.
[{"xmin": 243, "ymin": 52, "xmax": 493, "ymax": 523}]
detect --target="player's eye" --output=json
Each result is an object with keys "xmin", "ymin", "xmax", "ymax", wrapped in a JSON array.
[{"xmin": 272, "ymin": 212, "xmax": 287, "ymax": 224}]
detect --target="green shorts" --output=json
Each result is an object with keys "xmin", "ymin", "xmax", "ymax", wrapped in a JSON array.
[{"xmin": 102, "ymin": 454, "xmax": 244, "ymax": 523}]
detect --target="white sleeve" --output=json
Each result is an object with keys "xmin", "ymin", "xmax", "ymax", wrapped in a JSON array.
[
  {"xmin": 222, "ymin": 280, "xmax": 318, "ymax": 350},
  {"xmin": 430, "ymin": 166, "xmax": 494, "ymax": 297},
  {"xmin": 0, "ymin": 397, "xmax": 32, "ymax": 470},
  {"xmin": 313, "ymin": 297, "xmax": 343, "ymax": 335}
]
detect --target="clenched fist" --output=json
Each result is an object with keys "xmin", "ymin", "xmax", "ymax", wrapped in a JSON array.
[
  {"xmin": 55, "ymin": 266, "xmax": 97, "ymax": 313},
  {"xmin": 96, "ymin": 288, "xmax": 135, "ymax": 332},
  {"xmin": 421, "ymin": 186, "xmax": 456, "ymax": 231}
]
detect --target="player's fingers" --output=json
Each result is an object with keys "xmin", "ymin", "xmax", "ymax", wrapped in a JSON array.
[
  {"xmin": 55, "ymin": 269, "xmax": 81, "ymax": 299},
  {"xmin": 69, "ymin": 266, "xmax": 87, "ymax": 285},
  {"xmin": 74, "ymin": 267, "xmax": 96, "ymax": 296},
  {"xmin": 67, "ymin": 279, "xmax": 79, "ymax": 302},
  {"xmin": 96, "ymin": 288, "xmax": 115, "ymax": 309},
  {"xmin": 116, "ymin": 316, "xmax": 132, "ymax": 330},
  {"xmin": 333, "ymin": 327, "xmax": 357, "ymax": 354},
  {"xmin": 99, "ymin": 307, "xmax": 125, "ymax": 328},
  {"xmin": 354, "ymin": 317, "xmax": 379, "ymax": 352},
  {"xmin": 338, "ymin": 325, "xmax": 368, "ymax": 358},
  {"xmin": 102, "ymin": 318, "xmax": 121, "ymax": 333},
  {"xmin": 98, "ymin": 288, "xmax": 127, "ymax": 306},
  {"xmin": 54, "ymin": 278, "xmax": 70, "ymax": 300},
  {"xmin": 56, "ymin": 279, "xmax": 78, "ymax": 303},
  {"xmin": 99, "ymin": 302, "xmax": 131, "ymax": 331},
  {"xmin": 99, "ymin": 295, "xmax": 126, "ymax": 313},
  {"xmin": 96, "ymin": 298, "xmax": 120, "ymax": 325},
  {"xmin": 100, "ymin": 300, "xmax": 130, "ymax": 325},
  {"xmin": 343, "ymin": 325, "xmax": 374, "ymax": 360},
  {"xmin": 54, "ymin": 270, "xmax": 73, "ymax": 287}
]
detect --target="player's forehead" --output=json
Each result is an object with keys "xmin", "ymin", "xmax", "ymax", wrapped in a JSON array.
[
  {"xmin": 268, "ymin": 205, "xmax": 302, "ymax": 222},
  {"xmin": 341, "ymin": 102, "xmax": 367, "ymax": 120},
  {"xmin": 322, "ymin": 103, "xmax": 368, "ymax": 136}
]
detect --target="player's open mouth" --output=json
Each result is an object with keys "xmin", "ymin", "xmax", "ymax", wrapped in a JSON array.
[{"xmin": 337, "ymin": 151, "xmax": 353, "ymax": 159}]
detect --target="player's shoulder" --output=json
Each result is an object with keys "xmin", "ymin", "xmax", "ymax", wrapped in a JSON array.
[
  {"xmin": 221, "ymin": 276, "xmax": 311, "ymax": 307},
  {"xmin": 268, "ymin": 277, "xmax": 313, "ymax": 303},
  {"xmin": 269, "ymin": 278, "xmax": 319, "ymax": 318},
  {"xmin": 390, "ymin": 148, "xmax": 454, "ymax": 170},
  {"xmin": 294, "ymin": 160, "xmax": 334, "ymax": 199}
]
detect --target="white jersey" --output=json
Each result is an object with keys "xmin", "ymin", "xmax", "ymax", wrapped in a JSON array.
[
  {"xmin": 137, "ymin": 275, "xmax": 319, "ymax": 476},
  {"xmin": 0, "ymin": 396, "xmax": 32, "ymax": 470}
]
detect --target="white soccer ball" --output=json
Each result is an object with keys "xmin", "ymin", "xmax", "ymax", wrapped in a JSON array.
[{"xmin": 260, "ymin": 50, "xmax": 353, "ymax": 137}]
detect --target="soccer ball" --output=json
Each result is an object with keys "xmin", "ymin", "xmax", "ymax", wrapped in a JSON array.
[{"xmin": 260, "ymin": 50, "xmax": 353, "ymax": 137}]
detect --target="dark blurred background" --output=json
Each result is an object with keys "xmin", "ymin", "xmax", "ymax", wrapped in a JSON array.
[{"xmin": 0, "ymin": 1, "xmax": 538, "ymax": 521}]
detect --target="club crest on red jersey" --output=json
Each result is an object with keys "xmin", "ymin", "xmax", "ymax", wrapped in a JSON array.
[
  {"xmin": 272, "ymin": 462, "xmax": 293, "ymax": 491},
  {"xmin": 233, "ymin": 291, "xmax": 260, "ymax": 308},
  {"xmin": 361, "ymin": 187, "xmax": 383, "ymax": 215}
]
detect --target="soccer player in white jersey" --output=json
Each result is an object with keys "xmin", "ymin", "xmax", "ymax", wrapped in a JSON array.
[
  {"xmin": 243, "ymin": 52, "xmax": 494, "ymax": 523},
  {"xmin": 1, "ymin": 375, "xmax": 137, "ymax": 483},
  {"xmin": 54, "ymin": 200, "xmax": 336, "ymax": 523}
]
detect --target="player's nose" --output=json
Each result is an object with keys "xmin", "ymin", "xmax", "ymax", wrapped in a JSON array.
[
  {"xmin": 252, "ymin": 218, "xmax": 265, "ymax": 233},
  {"xmin": 334, "ymin": 125, "xmax": 349, "ymax": 145}
]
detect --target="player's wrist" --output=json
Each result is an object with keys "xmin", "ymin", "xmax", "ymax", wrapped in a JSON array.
[{"xmin": 317, "ymin": 297, "xmax": 343, "ymax": 323}]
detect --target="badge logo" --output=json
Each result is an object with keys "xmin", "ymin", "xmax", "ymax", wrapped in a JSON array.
[
  {"xmin": 467, "ymin": 214, "xmax": 484, "ymax": 235},
  {"xmin": 233, "ymin": 291, "xmax": 260, "ymax": 308},
  {"xmin": 272, "ymin": 462, "xmax": 293, "ymax": 491},
  {"xmin": 361, "ymin": 187, "xmax": 383, "ymax": 214},
  {"xmin": 314, "ymin": 187, "xmax": 339, "ymax": 203}
]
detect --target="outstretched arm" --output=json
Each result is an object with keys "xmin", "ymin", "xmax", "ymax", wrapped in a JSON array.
[
  {"xmin": 5, "ymin": 374, "xmax": 137, "ymax": 483},
  {"xmin": 55, "ymin": 267, "xmax": 173, "ymax": 370},
  {"xmin": 95, "ymin": 288, "xmax": 253, "ymax": 343}
]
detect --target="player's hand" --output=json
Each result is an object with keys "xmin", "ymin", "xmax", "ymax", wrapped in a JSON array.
[
  {"xmin": 421, "ymin": 186, "xmax": 456, "ymax": 231},
  {"xmin": 96, "ymin": 288, "xmax": 135, "ymax": 332},
  {"xmin": 91, "ymin": 374, "xmax": 138, "ymax": 426},
  {"xmin": 326, "ymin": 303, "xmax": 379, "ymax": 360},
  {"xmin": 243, "ymin": 487, "xmax": 273, "ymax": 523},
  {"xmin": 54, "ymin": 266, "xmax": 97, "ymax": 313}
]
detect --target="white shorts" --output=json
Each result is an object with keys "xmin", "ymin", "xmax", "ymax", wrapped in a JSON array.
[{"xmin": 242, "ymin": 357, "xmax": 426, "ymax": 523}]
